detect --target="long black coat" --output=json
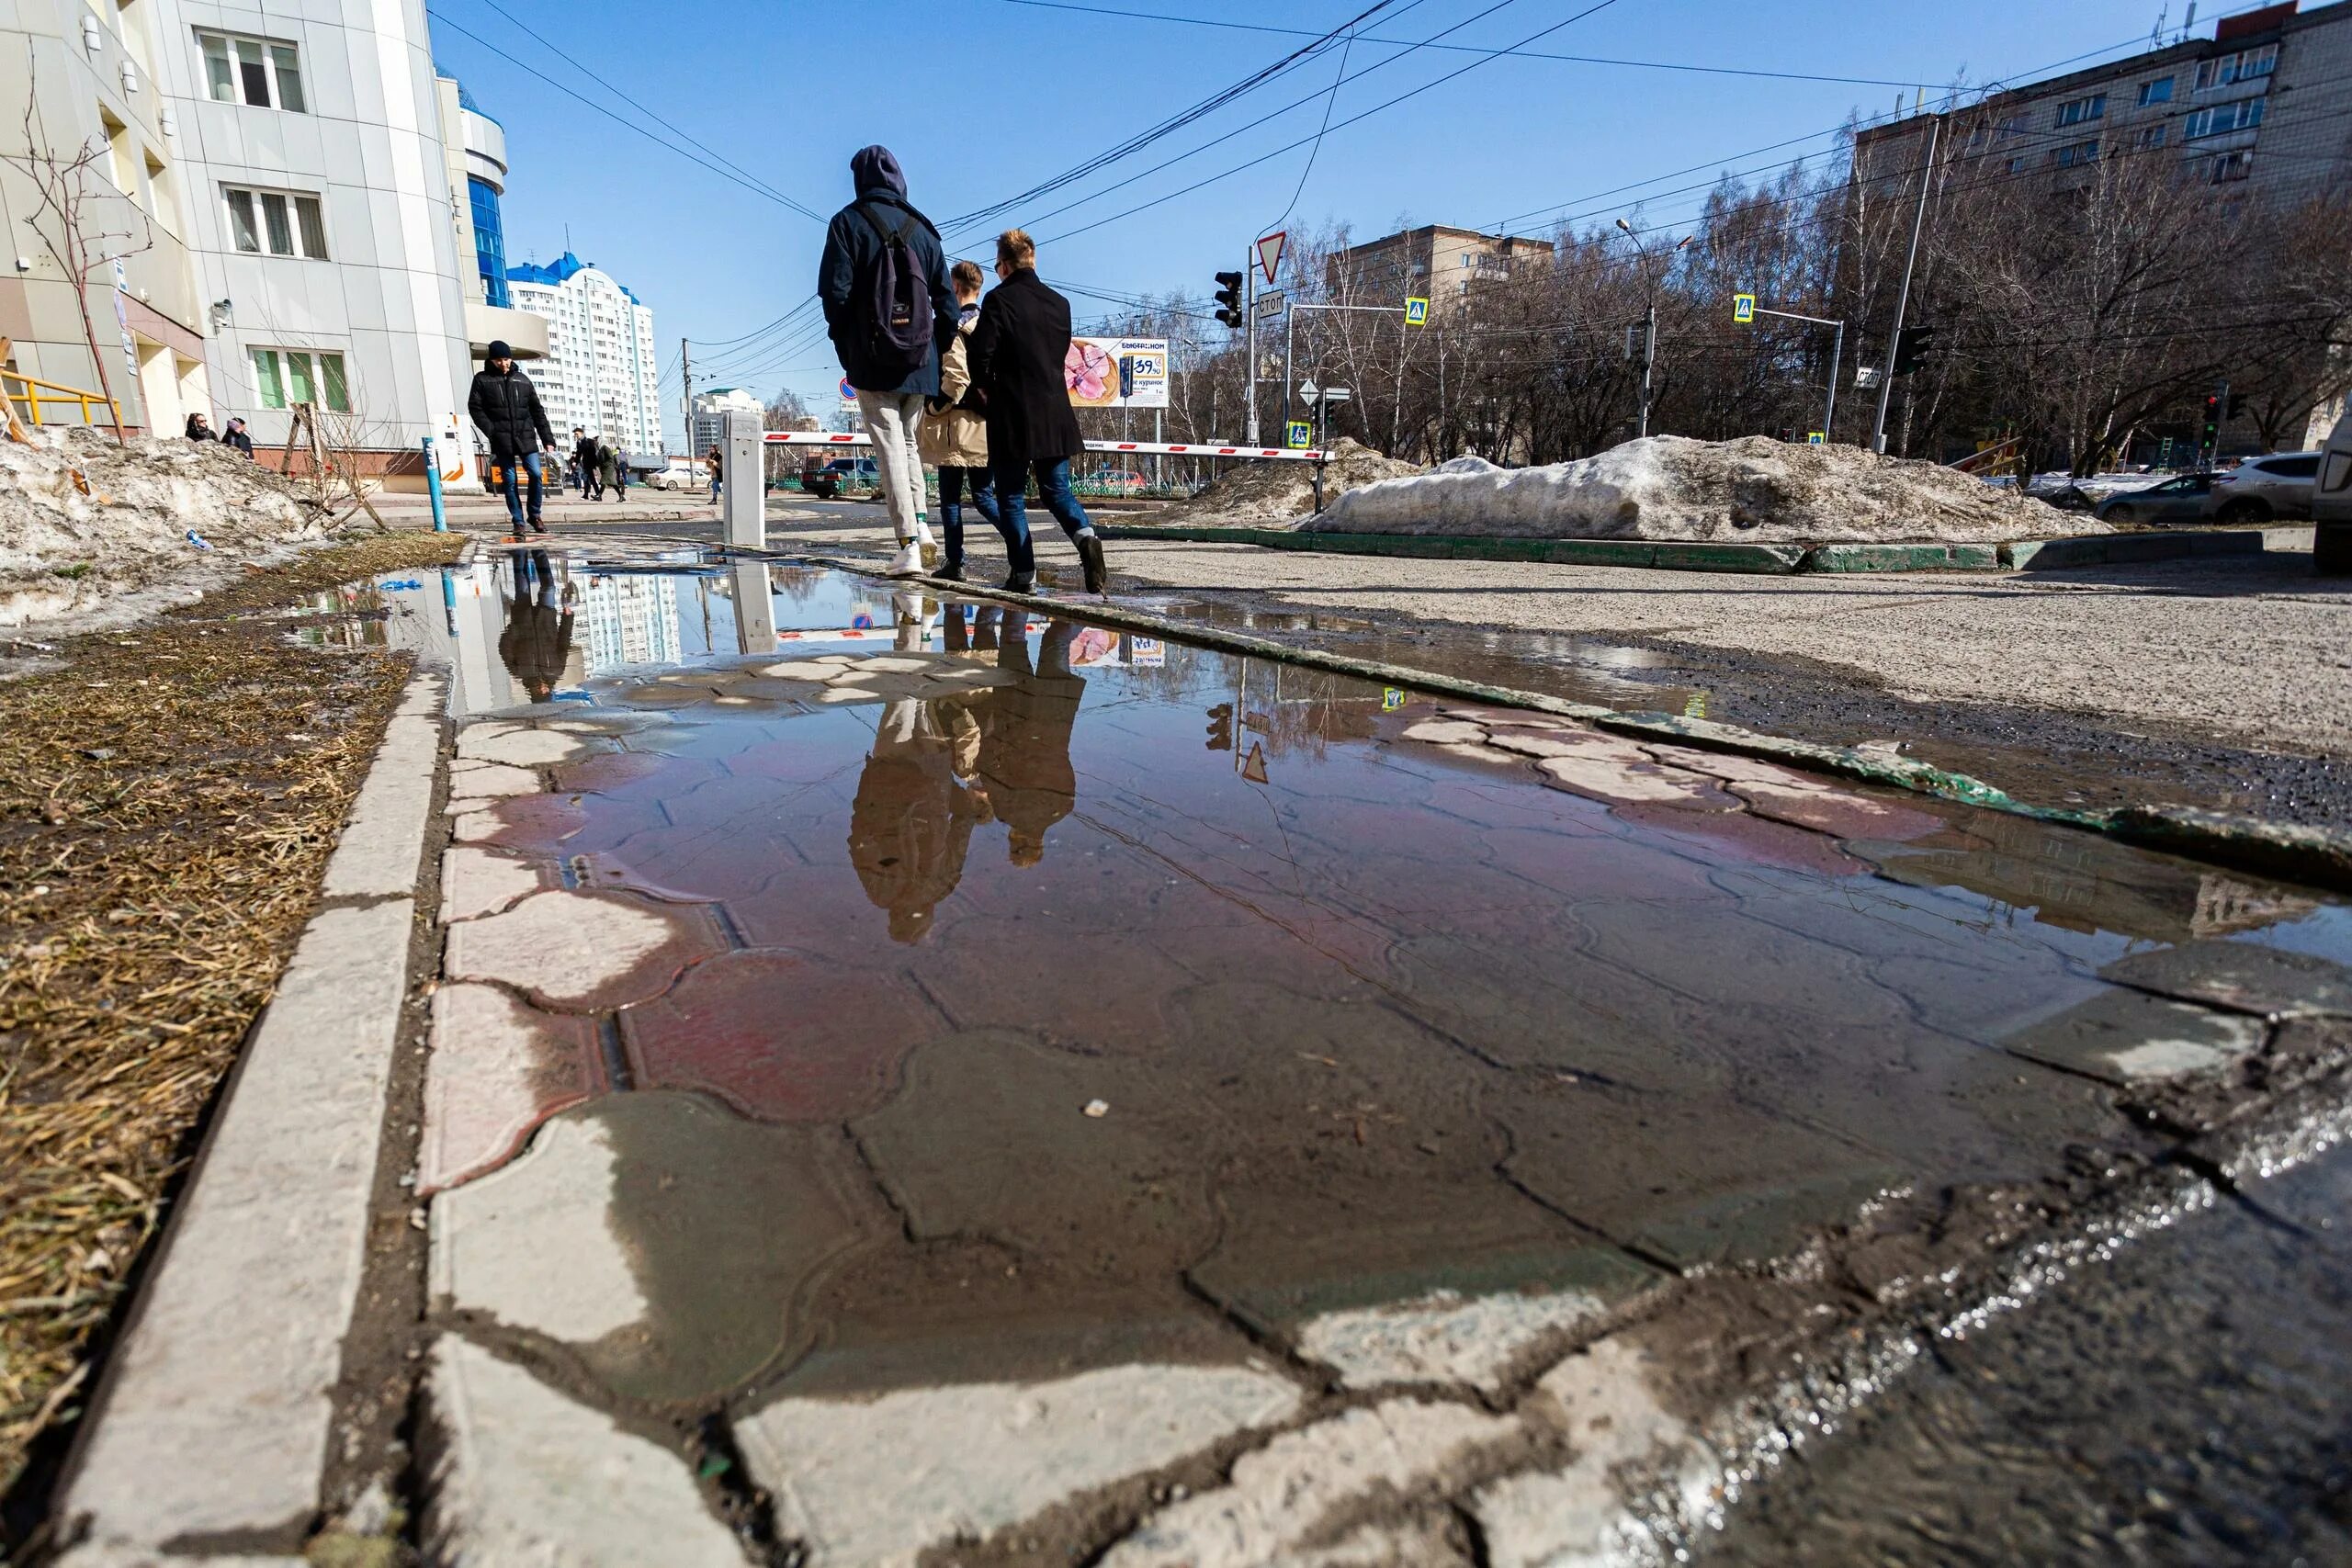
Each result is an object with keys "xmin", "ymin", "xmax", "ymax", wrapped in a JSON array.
[
  {"xmin": 968, "ymin": 267, "xmax": 1084, "ymax": 466},
  {"xmin": 468, "ymin": 367, "xmax": 554, "ymax": 457}
]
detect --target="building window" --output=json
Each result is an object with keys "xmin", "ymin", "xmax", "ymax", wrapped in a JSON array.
[
  {"xmin": 2007, "ymin": 155, "xmax": 2031, "ymax": 175},
  {"xmin": 198, "ymin": 30, "xmax": 304, "ymax": 110},
  {"xmin": 2137, "ymin": 77, "xmax": 2175, "ymax": 106},
  {"xmin": 2055, "ymin": 94, "xmax": 2106, "ymax": 128},
  {"xmin": 224, "ymin": 186, "xmax": 327, "ymax": 257},
  {"xmin": 2184, "ymin": 96, "xmax": 2266, "ymax": 140},
  {"xmin": 250, "ymin": 347, "xmax": 349, "ymax": 411},
  {"xmin": 2139, "ymin": 123, "xmax": 2168, "ymax": 149},
  {"xmin": 2053, "ymin": 139, "xmax": 2100, "ymax": 168},
  {"xmin": 2196, "ymin": 44, "xmax": 2278, "ymax": 93},
  {"xmin": 2212, "ymin": 149, "xmax": 2255, "ymax": 183},
  {"xmin": 467, "ymin": 175, "xmax": 509, "ymax": 307}
]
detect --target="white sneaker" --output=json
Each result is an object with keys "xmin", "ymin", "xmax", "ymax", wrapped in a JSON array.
[{"xmin": 885, "ymin": 542, "xmax": 924, "ymax": 578}]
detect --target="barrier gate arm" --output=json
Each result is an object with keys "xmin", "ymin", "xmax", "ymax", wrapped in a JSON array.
[{"xmin": 760, "ymin": 430, "xmax": 1329, "ymax": 460}]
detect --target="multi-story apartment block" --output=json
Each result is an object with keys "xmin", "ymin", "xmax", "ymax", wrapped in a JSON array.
[
  {"xmin": 1325, "ymin": 225, "xmax": 1555, "ymax": 311},
  {"xmin": 507, "ymin": 253, "xmax": 660, "ymax": 453},
  {"xmin": 689, "ymin": 385, "xmax": 763, "ymax": 456}
]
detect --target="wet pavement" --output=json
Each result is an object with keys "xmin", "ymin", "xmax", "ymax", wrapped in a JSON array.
[{"xmin": 359, "ymin": 544, "xmax": 2352, "ymax": 1564}]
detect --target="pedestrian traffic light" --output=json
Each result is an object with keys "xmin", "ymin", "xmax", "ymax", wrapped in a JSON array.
[
  {"xmin": 1205, "ymin": 702, "xmax": 1234, "ymax": 750},
  {"xmin": 1892, "ymin": 325, "xmax": 1938, "ymax": 376},
  {"xmin": 1214, "ymin": 271, "xmax": 1244, "ymax": 330}
]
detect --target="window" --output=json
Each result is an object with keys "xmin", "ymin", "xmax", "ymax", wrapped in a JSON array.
[
  {"xmin": 2185, "ymin": 96, "xmax": 2266, "ymax": 140},
  {"xmin": 249, "ymin": 347, "xmax": 349, "ymax": 411},
  {"xmin": 2212, "ymin": 149, "xmax": 2255, "ymax": 183},
  {"xmin": 2197, "ymin": 45, "xmax": 2277, "ymax": 92},
  {"xmin": 223, "ymin": 185, "xmax": 327, "ymax": 257},
  {"xmin": 2055, "ymin": 94, "xmax": 2107, "ymax": 128},
  {"xmin": 197, "ymin": 30, "xmax": 303, "ymax": 110},
  {"xmin": 143, "ymin": 151, "xmax": 176, "ymax": 233},
  {"xmin": 2262, "ymin": 455, "xmax": 2319, "ymax": 479},
  {"xmin": 2139, "ymin": 124, "xmax": 2168, "ymax": 149},
  {"xmin": 2054, "ymin": 140, "xmax": 2100, "ymax": 168},
  {"xmin": 467, "ymin": 175, "xmax": 509, "ymax": 307},
  {"xmin": 2138, "ymin": 76, "xmax": 2175, "ymax": 106},
  {"xmin": 99, "ymin": 109, "xmax": 136, "ymax": 197},
  {"xmin": 2007, "ymin": 155, "xmax": 2031, "ymax": 175}
]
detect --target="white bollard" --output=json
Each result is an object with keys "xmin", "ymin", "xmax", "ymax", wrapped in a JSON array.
[
  {"xmin": 721, "ymin": 408, "xmax": 764, "ymax": 548},
  {"xmin": 730, "ymin": 558, "xmax": 775, "ymax": 654}
]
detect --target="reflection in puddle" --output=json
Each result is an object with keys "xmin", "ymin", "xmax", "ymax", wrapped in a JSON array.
[{"xmin": 402, "ymin": 548, "xmax": 2352, "ymax": 1426}]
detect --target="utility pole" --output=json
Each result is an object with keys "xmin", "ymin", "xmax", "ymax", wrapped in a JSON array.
[
  {"xmin": 1872, "ymin": 114, "xmax": 1940, "ymax": 455},
  {"xmin": 1637, "ymin": 303, "xmax": 1657, "ymax": 438},
  {"xmin": 680, "ymin": 335, "xmax": 692, "ymax": 455},
  {"xmin": 1244, "ymin": 243, "xmax": 1259, "ymax": 446}
]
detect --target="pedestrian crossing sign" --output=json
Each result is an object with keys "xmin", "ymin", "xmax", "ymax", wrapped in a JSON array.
[
  {"xmin": 1285, "ymin": 421, "xmax": 1313, "ymax": 448},
  {"xmin": 1404, "ymin": 297, "xmax": 1430, "ymax": 327},
  {"xmin": 1734, "ymin": 294, "xmax": 1756, "ymax": 324},
  {"xmin": 1807, "ymin": 431, "xmax": 1825, "ymax": 446}
]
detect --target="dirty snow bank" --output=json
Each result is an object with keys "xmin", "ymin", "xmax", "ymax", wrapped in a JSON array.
[
  {"xmin": 1152, "ymin": 436, "xmax": 1420, "ymax": 525},
  {"xmin": 1, "ymin": 427, "xmax": 337, "ymax": 628},
  {"xmin": 1308, "ymin": 435, "xmax": 2109, "ymax": 543}
]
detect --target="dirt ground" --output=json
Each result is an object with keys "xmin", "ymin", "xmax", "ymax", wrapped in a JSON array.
[{"xmin": 0, "ymin": 530, "xmax": 464, "ymax": 1516}]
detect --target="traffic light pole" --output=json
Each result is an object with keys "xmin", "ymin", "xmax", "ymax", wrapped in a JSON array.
[
  {"xmin": 1244, "ymin": 244, "xmax": 1259, "ymax": 446},
  {"xmin": 1872, "ymin": 113, "xmax": 1940, "ymax": 456}
]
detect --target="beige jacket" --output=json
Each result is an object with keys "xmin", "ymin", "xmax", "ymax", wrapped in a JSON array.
[{"xmin": 919, "ymin": 309, "xmax": 989, "ymax": 468}]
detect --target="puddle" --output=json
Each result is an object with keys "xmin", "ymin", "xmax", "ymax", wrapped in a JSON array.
[{"xmin": 390, "ymin": 547, "xmax": 2352, "ymax": 1421}]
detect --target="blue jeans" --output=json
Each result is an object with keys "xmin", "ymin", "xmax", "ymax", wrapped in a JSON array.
[
  {"xmin": 937, "ymin": 464, "xmax": 1000, "ymax": 568},
  {"xmin": 989, "ymin": 457, "xmax": 1093, "ymax": 579},
  {"xmin": 497, "ymin": 450, "xmax": 545, "ymax": 529}
]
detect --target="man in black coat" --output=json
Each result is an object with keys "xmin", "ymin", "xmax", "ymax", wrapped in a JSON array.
[
  {"xmin": 967, "ymin": 229, "xmax": 1108, "ymax": 594},
  {"xmin": 466, "ymin": 341, "xmax": 557, "ymax": 535}
]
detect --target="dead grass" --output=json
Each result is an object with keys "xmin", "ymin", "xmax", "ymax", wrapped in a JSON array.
[{"xmin": 0, "ymin": 531, "xmax": 464, "ymax": 1504}]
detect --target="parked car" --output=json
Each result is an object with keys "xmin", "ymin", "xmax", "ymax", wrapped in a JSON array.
[
  {"xmin": 798, "ymin": 456, "xmax": 876, "ymax": 499},
  {"xmin": 642, "ymin": 460, "xmax": 700, "ymax": 492},
  {"xmin": 2094, "ymin": 472, "xmax": 2219, "ymax": 525},
  {"xmin": 2208, "ymin": 450, "xmax": 2319, "ymax": 520},
  {"xmin": 1087, "ymin": 468, "xmax": 1147, "ymax": 496}
]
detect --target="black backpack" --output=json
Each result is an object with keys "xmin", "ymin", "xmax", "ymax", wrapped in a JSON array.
[{"xmin": 853, "ymin": 201, "xmax": 934, "ymax": 379}]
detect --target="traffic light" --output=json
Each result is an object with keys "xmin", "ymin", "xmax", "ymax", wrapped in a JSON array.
[
  {"xmin": 1213, "ymin": 271, "xmax": 1244, "ymax": 330},
  {"xmin": 1892, "ymin": 325, "xmax": 1938, "ymax": 376},
  {"xmin": 2201, "ymin": 394, "xmax": 2222, "ymax": 449},
  {"xmin": 1205, "ymin": 702, "xmax": 1234, "ymax": 750},
  {"xmin": 2227, "ymin": 392, "xmax": 2249, "ymax": 420}
]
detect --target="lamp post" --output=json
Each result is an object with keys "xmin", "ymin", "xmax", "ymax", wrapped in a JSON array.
[{"xmin": 1617, "ymin": 220, "xmax": 1691, "ymax": 440}]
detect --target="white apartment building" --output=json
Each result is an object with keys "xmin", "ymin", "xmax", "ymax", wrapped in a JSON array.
[
  {"xmin": 578, "ymin": 573, "xmax": 680, "ymax": 675},
  {"xmin": 506, "ymin": 253, "xmax": 660, "ymax": 453},
  {"xmin": 690, "ymin": 385, "xmax": 763, "ymax": 455}
]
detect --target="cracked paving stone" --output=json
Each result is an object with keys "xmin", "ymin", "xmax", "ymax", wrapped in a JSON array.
[
  {"xmin": 419, "ymin": 983, "xmax": 602, "ymax": 1195},
  {"xmin": 456, "ymin": 725, "xmax": 589, "ymax": 768},
  {"xmin": 439, "ymin": 845, "xmax": 556, "ymax": 923},
  {"xmin": 1649, "ymin": 743, "xmax": 1947, "ymax": 840},
  {"xmin": 735, "ymin": 1362, "xmax": 1303, "ymax": 1568},
  {"xmin": 1400, "ymin": 718, "xmax": 1490, "ymax": 746},
  {"xmin": 2001, "ymin": 987, "xmax": 2268, "ymax": 1085},
  {"xmin": 447, "ymin": 761, "xmax": 543, "ymax": 803},
  {"xmin": 443, "ymin": 888, "xmax": 724, "ymax": 1010},
  {"xmin": 429, "ymin": 1092, "xmax": 868, "ymax": 1403},
  {"xmin": 1102, "ymin": 1398, "xmax": 1521, "ymax": 1568},
  {"xmin": 1295, "ymin": 1282, "xmax": 1644, "ymax": 1393},
  {"xmin": 423, "ymin": 1337, "xmax": 747, "ymax": 1567},
  {"xmin": 447, "ymin": 792, "xmax": 593, "ymax": 854},
  {"xmin": 1535, "ymin": 753, "xmax": 1742, "ymax": 810},
  {"xmin": 2101, "ymin": 939, "xmax": 2352, "ymax": 1018}
]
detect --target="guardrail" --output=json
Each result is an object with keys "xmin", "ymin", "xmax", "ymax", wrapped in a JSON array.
[{"xmin": 3, "ymin": 366, "xmax": 121, "ymax": 429}]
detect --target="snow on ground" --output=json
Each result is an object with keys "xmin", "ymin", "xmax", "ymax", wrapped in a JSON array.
[
  {"xmin": 1308, "ymin": 436, "xmax": 2109, "ymax": 544},
  {"xmin": 1152, "ymin": 437, "xmax": 1421, "ymax": 525}
]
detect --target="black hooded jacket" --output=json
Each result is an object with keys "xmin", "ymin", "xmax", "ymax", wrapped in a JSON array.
[
  {"xmin": 817, "ymin": 145, "xmax": 956, "ymax": 398},
  {"xmin": 468, "ymin": 364, "xmax": 555, "ymax": 457}
]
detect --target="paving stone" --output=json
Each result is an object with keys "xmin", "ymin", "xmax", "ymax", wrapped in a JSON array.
[
  {"xmin": 736, "ymin": 1362, "xmax": 1303, "ymax": 1568},
  {"xmin": 1486, "ymin": 728, "xmax": 1647, "ymax": 763},
  {"xmin": 2002, "ymin": 987, "xmax": 2267, "ymax": 1085},
  {"xmin": 447, "ymin": 761, "xmax": 542, "ymax": 802},
  {"xmin": 423, "ymin": 1337, "xmax": 747, "ymax": 1567},
  {"xmin": 1645, "ymin": 744, "xmax": 1947, "ymax": 840},
  {"xmin": 439, "ymin": 845, "xmax": 556, "ymax": 923},
  {"xmin": 430, "ymin": 1093, "xmax": 868, "ymax": 1403},
  {"xmin": 620, "ymin": 949, "xmax": 943, "ymax": 1122},
  {"xmin": 457, "ymin": 725, "xmax": 586, "ymax": 767},
  {"xmin": 840, "ymin": 654, "xmax": 936, "ymax": 674},
  {"xmin": 1295, "ymin": 1284, "xmax": 1634, "ymax": 1393},
  {"xmin": 1401, "ymin": 718, "xmax": 1489, "ymax": 746},
  {"xmin": 447, "ymin": 792, "xmax": 592, "ymax": 854},
  {"xmin": 420, "ymin": 984, "xmax": 602, "ymax": 1194},
  {"xmin": 1102, "ymin": 1399, "xmax": 1520, "ymax": 1568},
  {"xmin": 2102, "ymin": 939, "xmax": 2352, "ymax": 1018},
  {"xmin": 1535, "ymin": 754, "xmax": 1740, "ymax": 810},
  {"xmin": 812, "ymin": 685, "xmax": 886, "ymax": 705},
  {"xmin": 1475, "ymin": 1338, "xmax": 1712, "ymax": 1568},
  {"xmin": 443, "ymin": 889, "xmax": 723, "ymax": 1010},
  {"xmin": 1615, "ymin": 802, "xmax": 1868, "ymax": 878}
]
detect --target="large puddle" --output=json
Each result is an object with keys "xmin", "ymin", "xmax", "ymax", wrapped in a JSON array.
[{"xmin": 371, "ymin": 547, "xmax": 2352, "ymax": 1422}]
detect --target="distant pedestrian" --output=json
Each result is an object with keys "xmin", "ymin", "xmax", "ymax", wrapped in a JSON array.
[
  {"xmin": 818, "ymin": 143, "xmax": 956, "ymax": 578},
  {"xmin": 573, "ymin": 428, "xmax": 604, "ymax": 501},
  {"xmin": 611, "ymin": 442, "xmax": 629, "ymax": 499},
  {"xmin": 597, "ymin": 440, "xmax": 616, "ymax": 499},
  {"xmin": 221, "ymin": 416, "xmax": 254, "ymax": 457},
  {"xmin": 184, "ymin": 412, "xmax": 218, "ymax": 442},
  {"xmin": 919, "ymin": 259, "xmax": 1000, "ymax": 583},
  {"xmin": 466, "ymin": 340, "xmax": 557, "ymax": 536},
  {"xmin": 968, "ymin": 229, "xmax": 1107, "ymax": 594},
  {"xmin": 706, "ymin": 443, "xmax": 723, "ymax": 504}
]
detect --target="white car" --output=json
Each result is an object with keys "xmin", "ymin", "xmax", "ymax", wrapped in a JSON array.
[{"xmin": 2209, "ymin": 451, "xmax": 2319, "ymax": 522}]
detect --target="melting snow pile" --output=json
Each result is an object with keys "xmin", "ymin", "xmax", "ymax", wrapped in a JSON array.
[
  {"xmin": 1308, "ymin": 435, "xmax": 2109, "ymax": 544},
  {"xmin": 0, "ymin": 427, "xmax": 335, "ymax": 628},
  {"xmin": 1153, "ymin": 437, "xmax": 1421, "ymax": 525}
]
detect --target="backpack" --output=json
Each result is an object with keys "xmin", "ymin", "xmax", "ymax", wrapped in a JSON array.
[{"xmin": 853, "ymin": 201, "xmax": 933, "ymax": 379}]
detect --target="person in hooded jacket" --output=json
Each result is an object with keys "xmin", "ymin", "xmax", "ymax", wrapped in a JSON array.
[
  {"xmin": 818, "ymin": 144, "xmax": 956, "ymax": 579},
  {"xmin": 467, "ymin": 341, "xmax": 557, "ymax": 535},
  {"xmin": 918, "ymin": 259, "xmax": 1000, "ymax": 582},
  {"xmin": 221, "ymin": 417, "xmax": 255, "ymax": 457}
]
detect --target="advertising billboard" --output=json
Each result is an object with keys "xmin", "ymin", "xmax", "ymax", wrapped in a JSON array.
[{"xmin": 1066, "ymin": 337, "xmax": 1169, "ymax": 409}]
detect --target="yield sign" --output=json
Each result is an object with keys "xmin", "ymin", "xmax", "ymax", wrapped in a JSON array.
[{"xmin": 1256, "ymin": 231, "xmax": 1286, "ymax": 287}]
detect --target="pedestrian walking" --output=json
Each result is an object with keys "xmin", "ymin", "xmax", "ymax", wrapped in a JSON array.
[
  {"xmin": 968, "ymin": 230, "xmax": 1107, "ymax": 594},
  {"xmin": 706, "ymin": 444, "xmax": 723, "ymax": 505},
  {"xmin": 574, "ymin": 428, "xmax": 605, "ymax": 501},
  {"xmin": 597, "ymin": 440, "xmax": 617, "ymax": 500},
  {"xmin": 611, "ymin": 442, "xmax": 630, "ymax": 499},
  {"xmin": 221, "ymin": 416, "xmax": 254, "ymax": 457},
  {"xmin": 495, "ymin": 550, "xmax": 573, "ymax": 704},
  {"xmin": 818, "ymin": 144, "xmax": 956, "ymax": 579},
  {"xmin": 466, "ymin": 340, "xmax": 557, "ymax": 536},
  {"xmin": 184, "ymin": 412, "xmax": 218, "ymax": 442},
  {"xmin": 918, "ymin": 259, "xmax": 1000, "ymax": 583}
]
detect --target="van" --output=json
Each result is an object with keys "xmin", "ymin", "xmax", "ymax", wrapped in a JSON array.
[{"xmin": 2309, "ymin": 409, "xmax": 2352, "ymax": 571}]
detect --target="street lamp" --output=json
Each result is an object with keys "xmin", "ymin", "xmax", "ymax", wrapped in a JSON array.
[{"xmin": 1616, "ymin": 220, "xmax": 1690, "ymax": 440}]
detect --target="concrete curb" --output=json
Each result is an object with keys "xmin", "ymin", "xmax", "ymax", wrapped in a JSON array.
[
  {"xmin": 54, "ymin": 672, "xmax": 447, "ymax": 1562},
  {"xmin": 1092, "ymin": 524, "xmax": 2267, "ymax": 576},
  {"xmin": 784, "ymin": 550, "xmax": 2352, "ymax": 893}
]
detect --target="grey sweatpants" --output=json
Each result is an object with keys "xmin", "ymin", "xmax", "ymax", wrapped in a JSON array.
[{"xmin": 854, "ymin": 389, "xmax": 928, "ymax": 546}]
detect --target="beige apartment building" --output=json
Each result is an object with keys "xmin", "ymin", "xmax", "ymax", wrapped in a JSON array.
[{"xmin": 1326, "ymin": 225, "xmax": 1555, "ymax": 310}]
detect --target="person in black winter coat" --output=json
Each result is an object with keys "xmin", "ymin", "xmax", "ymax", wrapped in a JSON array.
[
  {"xmin": 818, "ymin": 144, "xmax": 956, "ymax": 577},
  {"xmin": 968, "ymin": 229, "xmax": 1107, "ymax": 594},
  {"xmin": 573, "ymin": 429, "xmax": 605, "ymax": 501},
  {"xmin": 221, "ymin": 417, "xmax": 254, "ymax": 457},
  {"xmin": 185, "ymin": 412, "xmax": 218, "ymax": 441},
  {"xmin": 466, "ymin": 341, "xmax": 557, "ymax": 534}
]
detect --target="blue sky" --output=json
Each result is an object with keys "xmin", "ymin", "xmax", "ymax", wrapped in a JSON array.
[{"xmin": 428, "ymin": 0, "xmax": 2222, "ymax": 443}]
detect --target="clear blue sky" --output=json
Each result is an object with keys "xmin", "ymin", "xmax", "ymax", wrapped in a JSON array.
[{"xmin": 427, "ymin": 0, "xmax": 2222, "ymax": 444}]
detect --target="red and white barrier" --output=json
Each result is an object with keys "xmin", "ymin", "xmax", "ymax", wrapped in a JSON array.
[{"xmin": 761, "ymin": 430, "xmax": 1326, "ymax": 462}]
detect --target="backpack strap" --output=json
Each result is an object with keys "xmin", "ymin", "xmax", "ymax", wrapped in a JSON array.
[{"xmin": 854, "ymin": 200, "xmax": 912, "ymax": 246}]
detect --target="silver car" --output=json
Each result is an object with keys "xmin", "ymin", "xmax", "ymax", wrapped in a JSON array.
[
  {"xmin": 2208, "ymin": 451, "xmax": 2319, "ymax": 521},
  {"xmin": 2094, "ymin": 472, "xmax": 2217, "ymax": 525}
]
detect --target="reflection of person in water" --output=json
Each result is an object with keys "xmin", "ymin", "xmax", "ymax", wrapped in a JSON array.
[
  {"xmin": 496, "ymin": 551, "xmax": 574, "ymax": 704},
  {"xmin": 974, "ymin": 616, "xmax": 1083, "ymax": 867},
  {"xmin": 848, "ymin": 696, "xmax": 991, "ymax": 942}
]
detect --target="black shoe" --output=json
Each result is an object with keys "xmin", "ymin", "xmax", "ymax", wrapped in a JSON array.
[
  {"xmin": 1077, "ymin": 534, "xmax": 1107, "ymax": 594},
  {"xmin": 1002, "ymin": 572, "xmax": 1036, "ymax": 594},
  {"xmin": 528, "ymin": 518, "xmax": 547, "ymax": 535},
  {"xmin": 935, "ymin": 560, "xmax": 967, "ymax": 582}
]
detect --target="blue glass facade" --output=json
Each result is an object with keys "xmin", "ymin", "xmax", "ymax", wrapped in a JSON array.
[{"xmin": 469, "ymin": 175, "xmax": 510, "ymax": 308}]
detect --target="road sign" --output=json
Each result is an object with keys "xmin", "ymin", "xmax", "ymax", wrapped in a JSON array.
[
  {"xmin": 1733, "ymin": 293, "xmax": 1756, "ymax": 324},
  {"xmin": 1404, "ymin": 297, "xmax": 1430, "ymax": 327},
  {"xmin": 1855, "ymin": 365, "xmax": 1882, "ymax": 389},
  {"xmin": 1298, "ymin": 378, "xmax": 1317, "ymax": 400},
  {"xmin": 1284, "ymin": 421, "xmax": 1313, "ymax": 448},
  {"xmin": 1256, "ymin": 289, "xmax": 1285, "ymax": 320},
  {"xmin": 838, "ymin": 377, "xmax": 856, "ymax": 403},
  {"xmin": 1807, "ymin": 431, "xmax": 1826, "ymax": 446},
  {"xmin": 1257, "ymin": 231, "xmax": 1286, "ymax": 287},
  {"xmin": 1321, "ymin": 387, "xmax": 1352, "ymax": 404}
]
